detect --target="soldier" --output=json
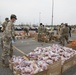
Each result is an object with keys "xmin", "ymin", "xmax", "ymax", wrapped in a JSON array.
[
  {"xmin": 42, "ymin": 25, "xmax": 47, "ymax": 34},
  {"xmin": 1, "ymin": 18, "xmax": 9, "ymax": 31},
  {"xmin": 38, "ymin": 23, "xmax": 43, "ymax": 41},
  {"xmin": 23, "ymin": 27, "xmax": 29, "ymax": 39},
  {"xmin": 69, "ymin": 26, "xmax": 71, "ymax": 37},
  {"xmin": 60, "ymin": 23, "xmax": 69, "ymax": 46},
  {"xmin": 1, "ymin": 18, "xmax": 9, "ymax": 49},
  {"xmin": 2, "ymin": 14, "xmax": 17, "ymax": 67},
  {"xmin": 57, "ymin": 25, "xmax": 61, "ymax": 35}
]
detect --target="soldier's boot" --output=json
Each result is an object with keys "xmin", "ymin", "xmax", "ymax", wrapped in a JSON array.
[
  {"xmin": 2, "ymin": 60, "xmax": 9, "ymax": 68},
  {"xmin": 2, "ymin": 59, "xmax": 5, "ymax": 67}
]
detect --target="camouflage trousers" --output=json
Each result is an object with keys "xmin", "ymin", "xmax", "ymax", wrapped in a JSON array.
[
  {"xmin": 60, "ymin": 35, "xmax": 69, "ymax": 46},
  {"xmin": 1, "ymin": 37, "xmax": 3, "ymax": 49},
  {"xmin": 1, "ymin": 37, "xmax": 13, "ymax": 61},
  {"xmin": 38, "ymin": 33, "xmax": 42, "ymax": 41}
]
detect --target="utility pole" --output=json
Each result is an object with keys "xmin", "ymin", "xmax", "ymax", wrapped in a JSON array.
[
  {"xmin": 0, "ymin": 16, "xmax": 1, "ymax": 24},
  {"xmin": 51, "ymin": 0, "xmax": 54, "ymax": 26},
  {"xmin": 39, "ymin": 12, "xmax": 41, "ymax": 25}
]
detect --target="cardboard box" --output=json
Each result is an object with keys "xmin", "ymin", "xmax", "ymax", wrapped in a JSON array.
[
  {"xmin": 9, "ymin": 56, "xmax": 29, "ymax": 72},
  {"xmin": 73, "ymin": 54, "xmax": 76, "ymax": 66},
  {"xmin": 71, "ymin": 46, "xmax": 76, "ymax": 50},
  {"xmin": 67, "ymin": 44, "xmax": 76, "ymax": 50},
  {"xmin": 47, "ymin": 60, "xmax": 61, "ymax": 75},
  {"xmin": 34, "ymin": 33, "xmax": 38, "ymax": 40},
  {"xmin": 34, "ymin": 70, "xmax": 47, "ymax": 75},
  {"xmin": 13, "ymin": 67, "xmax": 47, "ymax": 75},
  {"xmin": 41, "ymin": 36, "xmax": 49, "ymax": 43},
  {"xmin": 52, "ymin": 35, "xmax": 60, "ymax": 41},
  {"xmin": 13, "ymin": 59, "xmax": 47, "ymax": 75},
  {"xmin": 62, "ymin": 56, "xmax": 74, "ymax": 73}
]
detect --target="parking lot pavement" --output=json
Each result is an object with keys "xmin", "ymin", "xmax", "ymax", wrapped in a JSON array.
[
  {"xmin": 61, "ymin": 66, "xmax": 76, "ymax": 75},
  {"xmin": 0, "ymin": 46, "xmax": 13, "ymax": 75},
  {"xmin": 14, "ymin": 38, "xmax": 53, "ymax": 54}
]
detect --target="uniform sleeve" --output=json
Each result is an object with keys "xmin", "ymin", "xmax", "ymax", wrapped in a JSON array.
[
  {"xmin": 38, "ymin": 27, "xmax": 40, "ymax": 33},
  {"xmin": 12, "ymin": 25, "xmax": 15, "ymax": 37},
  {"xmin": 1, "ymin": 22, "xmax": 6, "ymax": 31},
  {"xmin": 2, "ymin": 22, "xmax": 5, "ymax": 28},
  {"xmin": 60, "ymin": 28, "xmax": 63, "ymax": 35},
  {"xmin": 5, "ymin": 22, "xmax": 12, "ymax": 37}
]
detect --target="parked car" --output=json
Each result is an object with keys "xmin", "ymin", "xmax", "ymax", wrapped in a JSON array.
[
  {"xmin": 29, "ymin": 26, "xmax": 37, "ymax": 30},
  {"xmin": 0, "ymin": 24, "xmax": 2, "ymax": 32},
  {"xmin": 15, "ymin": 26, "xmax": 22, "ymax": 30}
]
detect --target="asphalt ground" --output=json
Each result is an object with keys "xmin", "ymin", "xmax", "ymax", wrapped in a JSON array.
[{"xmin": 0, "ymin": 32, "xmax": 76, "ymax": 75}]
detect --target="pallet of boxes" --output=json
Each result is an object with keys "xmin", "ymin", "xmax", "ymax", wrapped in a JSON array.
[
  {"xmin": 37, "ymin": 33, "xmax": 49, "ymax": 43},
  {"xmin": 9, "ymin": 44, "xmax": 76, "ymax": 75},
  {"xmin": 52, "ymin": 35, "xmax": 61, "ymax": 42},
  {"xmin": 72, "ymin": 30, "xmax": 76, "ymax": 33},
  {"xmin": 67, "ymin": 40, "xmax": 76, "ymax": 50},
  {"xmin": 15, "ymin": 32, "xmax": 31, "ymax": 40},
  {"xmin": 15, "ymin": 32, "xmax": 25, "ymax": 40},
  {"xmin": 40, "ymin": 33, "xmax": 49, "ymax": 43}
]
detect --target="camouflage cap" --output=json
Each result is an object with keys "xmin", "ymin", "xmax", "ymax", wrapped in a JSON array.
[
  {"xmin": 61, "ymin": 23, "xmax": 64, "ymax": 25},
  {"xmin": 5, "ymin": 18, "xmax": 9, "ymax": 20},
  {"xmin": 40, "ymin": 23, "xmax": 43, "ymax": 25},
  {"xmin": 65, "ymin": 23, "xmax": 68, "ymax": 25},
  {"xmin": 10, "ymin": 14, "xmax": 17, "ymax": 20}
]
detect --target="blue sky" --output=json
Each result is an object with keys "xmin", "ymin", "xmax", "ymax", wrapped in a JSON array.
[{"xmin": 0, "ymin": 0, "xmax": 76, "ymax": 25}]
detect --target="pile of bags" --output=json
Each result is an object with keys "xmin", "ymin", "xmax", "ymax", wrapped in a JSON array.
[
  {"xmin": 28, "ymin": 44, "xmax": 76, "ymax": 65},
  {"xmin": 15, "ymin": 32, "xmax": 25, "ymax": 36},
  {"xmin": 10, "ymin": 56, "xmax": 47, "ymax": 75},
  {"xmin": 15, "ymin": 31, "xmax": 36, "ymax": 39}
]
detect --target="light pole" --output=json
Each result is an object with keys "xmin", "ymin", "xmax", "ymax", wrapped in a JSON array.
[
  {"xmin": 39, "ymin": 12, "xmax": 41, "ymax": 25},
  {"xmin": 51, "ymin": 0, "xmax": 54, "ymax": 26},
  {"xmin": 0, "ymin": 16, "xmax": 1, "ymax": 24}
]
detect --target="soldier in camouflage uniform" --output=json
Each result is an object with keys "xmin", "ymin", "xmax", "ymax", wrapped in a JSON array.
[
  {"xmin": 23, "ymin": 27, "xmax": 29, "ymax": 39},
  {"xmin": 60, "ymin": 23, "xmax": 69, "ymax": 46},
  {"xmin": 1, "ymin": 14, "xmax": 17, "ymax": 67},
  {"xmin": 38, "ymin": 23, "xmax": 43, "ymax": 41},
  {"xmin": 42, "ymin": 25, "xmax": 47, "ymax": 34},
  {"xmin": 1, "ymin": 18, "xmax": 9, "ymax": 49}
]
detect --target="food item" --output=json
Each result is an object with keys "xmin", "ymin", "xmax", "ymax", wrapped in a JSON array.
[
  {"xmin": 11, "ymin": 55, "xmax": 46, "ymax": 75},
  {"xmin": 28, "ymin": 44, "xmax": 76, "ymax": 65}
]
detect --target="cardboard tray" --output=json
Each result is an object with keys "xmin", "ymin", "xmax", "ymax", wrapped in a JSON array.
[
  {"xmin": 47, "ymin": 60, "xmax": 61, "ymax": 75},
  {"xmin": 13, "ymin": 70, "xmax": 47, "ymax": 75},
  {"xmin": 61, "ymin": 56, "xmax": 74, "ymax": 73},
  {"xmin": 9, "ymin": 55, "xmax": 29, "ymax": 71},
  {"xmin": 73, "ymin": 54, "xmax": 76, "ymax": 66},
  {"xmin": 67, "ymin": 44, "xmax": 76, "ymax": 50},
  {"xmin": 13, "ymin": 63, "xmax": 47, "ymax": 75}
]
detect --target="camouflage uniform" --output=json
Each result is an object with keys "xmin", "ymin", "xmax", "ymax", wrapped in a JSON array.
[
  {"xmin": 42, "ymin": 26, "xmax": 47, "ymax": 34},
  {"xmin": 1, "ymin": 21, "xmax": 8, "ymax": 49},
  {"xmin": 2, "ymin": 21, "xmax": 15, "ymax": 62},
  {"xmin": 23, "ymin": 28, "xmax": 29, "ymax": 38},
  {"xmin": 38, "ymin": 25, "xmax": 43, "ymax": 41},
  {"xmin": 60, "ymin": 26, "xmax": 69, "ymax": 46}
]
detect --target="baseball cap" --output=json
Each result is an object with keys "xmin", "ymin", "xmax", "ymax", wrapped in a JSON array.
[
  {"xmin": 10, "ymin": 14, "xmax": 17, "ymax": 20},
  {"xmin": 5, "ymin": 18, "xmax": 9, "ymax": 20}
]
